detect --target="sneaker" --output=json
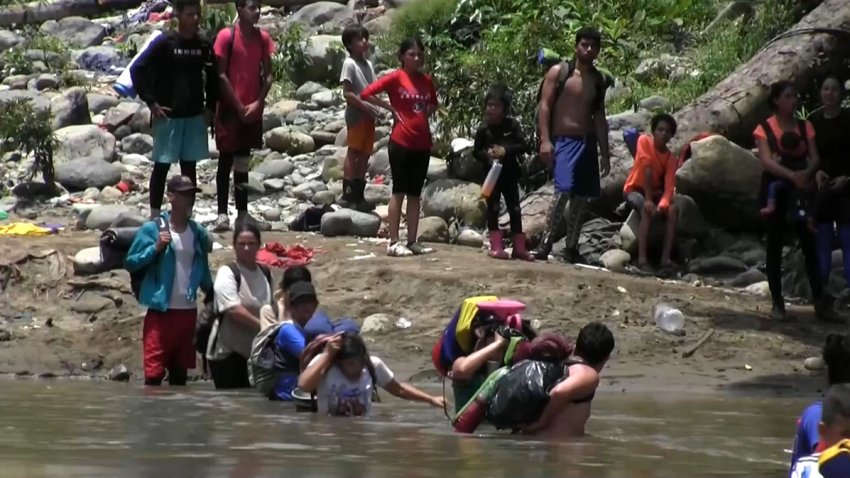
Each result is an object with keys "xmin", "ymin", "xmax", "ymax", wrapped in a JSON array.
[
  {"xmin": 407, "ymin": 242, "xmax": 434, "ymax": 255},
  {"xmin": 387, "ymin": 242, "xmax": 413, "ymax": 257},
  {"xmin": 212, "ymin": 214, "xmax": 230, "ymax": 232}
]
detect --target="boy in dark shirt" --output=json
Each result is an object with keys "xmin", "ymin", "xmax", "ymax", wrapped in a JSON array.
[
  {"xmin": 130, "ymin": 0, "xmax": 218, "ymax": 219},
  {"xmin": 473, "ymin": 85, "xmax": 533, "ymax": 261}
]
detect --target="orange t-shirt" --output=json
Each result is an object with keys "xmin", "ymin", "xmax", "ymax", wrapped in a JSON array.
[
  {"xmin": 752, "ymin": 116, "xmax": 815, "ymax": 157},
  {"xmin": 623, "ymin": 134, "xmax": 676, "ymax": 207}
]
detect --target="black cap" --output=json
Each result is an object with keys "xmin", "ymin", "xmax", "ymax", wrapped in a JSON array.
[
  {"xmin": 166, "ymin": 175, "xmax": 201, "ymax": 193},
  {"xmin": 288, "ymin": 281, "xmax": 317, "ymax": 303}
]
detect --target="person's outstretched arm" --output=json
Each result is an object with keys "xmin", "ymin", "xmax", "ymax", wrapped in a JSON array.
[{"xmin": 382, "ymin": 379, "xmax": 444, "ymax": 408}]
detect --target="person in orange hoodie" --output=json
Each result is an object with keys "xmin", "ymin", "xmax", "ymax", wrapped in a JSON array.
[{"xmin": 622, "ymin": 113, "xmax": 679, "ymax": 272}]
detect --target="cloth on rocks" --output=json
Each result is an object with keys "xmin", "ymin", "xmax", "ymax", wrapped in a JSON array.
[
  {"xmin": 577, "ymin": 218, "xmax": 622, "ymax": 266},
  {"xmin": 77, "ymin": 51, "xmax": 120, "ymax": 73},
  {"xmin": 255, "ymin": 242, "xmax": 315, "ymax": 269},
  {"xmin": 0, "ymin": 223, "xmax": 52, "ymax": 236}
]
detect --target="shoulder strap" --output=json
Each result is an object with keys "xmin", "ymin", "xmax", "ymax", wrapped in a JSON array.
[
  {"xmin": 227, "ymin": 262, "xmax": 241, "ymax": 290},
  {"xmin": 554, "ymin": 60, "xmax": 572, "ymax": 99},
  {"xmin": 797, "ymin": 119, "xmax": 808, "ymax": 139},
  {"xmin": 760, "ymin": 119, "xmax": 780, "ymax": 153},
  {"xmin": 225, "ymin": 25, "xmax": 235, "ymax": 73},
  {"xmin": 259, "ymin": 264, "xmax": 272, "ymax": 288}
]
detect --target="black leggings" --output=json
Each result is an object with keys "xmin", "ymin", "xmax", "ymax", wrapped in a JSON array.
[
  {"xmin": 209, "ymin": 353, "xmax": 251, "ymax": 389},
  {"xmin": 150, "ymin": 161, "xmax": 197, "ymax": 210},
  {"xmin": 216, "ymin": 152, "xmax": 249, "ymax": 214},
  {"xmin": 388, "ymin": 140, "xmax": 429, "ymax": 197},
  {"xmin": 765, "ymin": 194, "xmax": 823, "ymax": 307},
  {"xmin": 486, "ymin": 170, "xmax": 522, "ymax": 233}
]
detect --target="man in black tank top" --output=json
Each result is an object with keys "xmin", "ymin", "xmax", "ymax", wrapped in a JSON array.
[{"xmin": 523, "ymin": 323, "xmax": 614, "ymax": 437}]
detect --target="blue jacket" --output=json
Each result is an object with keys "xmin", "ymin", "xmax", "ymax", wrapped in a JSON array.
[{"xmin": 124, "ymin": 213, "xmax": 213, "ymax": 311}]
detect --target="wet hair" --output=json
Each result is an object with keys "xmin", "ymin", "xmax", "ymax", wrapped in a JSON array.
[
  {"xmin": 342, "ymin": 25, "xmax": 369, "ymax": 52},
  {"xmin": 651, "ymin": 113, "xmax": 678, "ymax": 136},
  {"xmin": 575, "ymin": 26, "xmax": 602, "ymax": 47},
  {"xmin": 398, "ymin": 37, "xmax": 425, "ymax": 64},
  {"xmin": 336, "ymin": 332, "xmax": 378, "ymax": 387},
  {"xmin": 574, "ymin": 322, "xmax": 615, "ymax": 367},
  {"xmin": 528, "ymin": 333, "xmax": 573, "ymax": 362},
  {"xmin": 484, "ymin": 84, "xmax": 513, "ymax": 116},
  {"xmin": 824, "ymin": 333, "xmax": 850, "ymax": 386},
  {"xmin": 768, "ymin": 80, "xmax": 796, "ymax": 110},
  {"xmin": 280, "ymin": 265, "xmax": 312, "ymax": 292},
  {"xmin": 174, "ymin": 0, "xmax": 200, "ymax": 13},
  {"xmin": 822, "ymin": 74, "xmax": 848, "ymax": 96},
  {"xmin": 232, "ymin": 220, "xmax": 261, "ymax": 244},
  {"xmin": 822, "ymin": 383, "xmax": 850, "ymax": 428}
]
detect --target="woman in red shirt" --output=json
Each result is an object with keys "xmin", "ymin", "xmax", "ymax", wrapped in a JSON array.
[
  {"xmin": 361, "ymin": 38, "xmax": 438, "ymax": 257},
  {"xmin": 753, "ymin": 81, "xmax": 832, "ymax": 322}
]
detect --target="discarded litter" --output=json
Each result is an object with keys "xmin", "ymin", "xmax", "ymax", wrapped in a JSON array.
[
  {"xmin": 349, "ymin": 253, "xmax": 376, "ymax": 261},
  {"xmin": 617, "ymin": 286, "xmax": 627, "ymax": 294},
  {"xmin": 395, "ymin": 317, "xmax": 412, "ymax": 329},
  {"xmin": 653, "ymin": 303, "xmax": 685, "ymax": 335}
]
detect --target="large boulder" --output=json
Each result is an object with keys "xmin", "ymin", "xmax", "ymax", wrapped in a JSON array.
[
  {"xmin": 676, "ymin": 135, "xmax": 762, "ymax": 230},
  {"xmin": 39, "ymin": 17, "xmax": 106, "ymax": 48},
  {"xmin": 422, "ymin": 179, "xmax": 487, "ymax": 228},
  {"xmin": 286, "ymin": 2, "xmax": 356, "ymax": 33},
  {"xmin": 102, "ymin": 102, "xmax": 141, "ymax": 132},
  {"xmin": 265, "ymin": 127, "xmax": 316, "ymax": 155},
  {"xmin": 50, "ymin": 87, "xmax": 91, "ymax": 130},
  {"xmin": 262, "ymin": 99, "xmax": 301, "ymax": 132},
  {"xmin": 320, "ymin": 209, "xmax": 381, "ymax": 237},
  {"xmin": 499, "ymin": 184, "xmax": 556, "ymax": 248},
  {"xmin": 293, "ymin": 35, "xmax": 347, "ymax": 85},
  {"xmin": 618, "ymin": 194, "xmax": 707, "ymax": 256},
  {"xmin": 0, "ymin": 90, "xmax": 51, "ymax": 113},
  {"xmin": 54, "ymin": 125, "xmax": 116, "ymax": 163},
  {"xmin": 55, "ymin": 156, "xmax": 122, "ymax": 191},
  {"xmin": 83, "ymin": 205, "xmax": 139, "ymax": 231},
  {"xmin": 368, "ymin": 148, "xmax": 390, "ymax": 177},
  {"xmin": 0, "ymin": 30, "xmax": 23, "ymax": 53},
  {"xmin": 121, "ymin": 133, "xmax": 154, "ymax": 155},
  {"xmin": 87, "ymin": 94, "xmax": 119, "ymax": 115},
  {"xmin": 418, "ymin": 216, "xmax": 449, "ymax": 243},
  {"xmin": 254, "ymin": 158, "xmax": 295, "ymax": 178}
]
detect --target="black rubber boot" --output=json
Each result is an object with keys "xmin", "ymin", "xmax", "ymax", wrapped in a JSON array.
[
  {"xmin": 353, "ymin": 178, "xmax": 375, "ymax": 212},
  {"xmin": 339, "ymin": 179, "xmax": 354, "ymax": 209},
  {"xmin": 534, "ymin": 193, "xmax": 569, "ymax": 260}
]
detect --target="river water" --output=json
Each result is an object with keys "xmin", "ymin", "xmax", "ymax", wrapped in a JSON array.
[{"xmin": 0, "ymin": 380, "xmax": 804, "ymax": 477}]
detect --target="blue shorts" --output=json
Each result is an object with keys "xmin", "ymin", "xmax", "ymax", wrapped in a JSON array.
[
  {"xmin": 553, "ymin": 135, "xmax": 600, "ymax": 196},
  {"xmin": 152, "ymin": 115, "xmax": 209, "ymax": 164}
]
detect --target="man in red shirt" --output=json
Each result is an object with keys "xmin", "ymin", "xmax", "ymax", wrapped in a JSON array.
[{"xmin": 212, "ymin": 0, "xmax": 275, "ymax": 232}]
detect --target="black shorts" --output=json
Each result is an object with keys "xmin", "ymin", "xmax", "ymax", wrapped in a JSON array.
[{"xmin": 388, "ymin": 140, "xmax": 430, "ymax": 197}]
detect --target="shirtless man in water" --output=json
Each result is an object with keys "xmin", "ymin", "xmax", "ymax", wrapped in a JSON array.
[
  {"xmin": 535, "ymin": 27, "xmax": 611, "ymax": 262},
  {"xmin": 524, "ymin": 322, "xmax": 614, "ymax": 438}
]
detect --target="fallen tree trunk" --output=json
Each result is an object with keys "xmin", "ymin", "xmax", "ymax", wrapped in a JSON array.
[
  {"xmin": 0, "ymin": 0, "xmax": 345, "ymax": 28},
  {"xmin": 671, "ymin": 0, "xmax": 850, "ymax": 153}
]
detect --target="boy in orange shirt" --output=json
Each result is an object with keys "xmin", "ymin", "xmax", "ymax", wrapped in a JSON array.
[{"xmin": 622, "ymin": 113, "xmax": 679, "ymax": 272}]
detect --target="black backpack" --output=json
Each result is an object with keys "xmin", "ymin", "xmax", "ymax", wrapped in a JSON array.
[
  {"xmin": 129, "ymin": 217, "xmax": 170, "ymax": 300},
  {"xmin": 196, "ymin": 262, "xmax": 273, "ymax": 356},
  {"xmin": 533, "ymin": 60, "xmax": 607, "ymax": 144}
]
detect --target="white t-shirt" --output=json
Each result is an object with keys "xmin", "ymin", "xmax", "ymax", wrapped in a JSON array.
[
  {"xmin": 308, "ymin": 353, "xmax": 394, "ymax": 416},
  {"xmin": 790, "ymin": 454, "xmax": 821, "ymax": 478},
  {"xmin": 208, "ymin": 263, "xmax": 272, "ymax": 360},
  {"xmin": 168, "ymin": 226, "xmax": 196, "ymax": 310}
]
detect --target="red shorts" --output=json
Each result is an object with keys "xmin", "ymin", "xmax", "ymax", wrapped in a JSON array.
[
  {"xmin": 215, "ymin": 112, "xmax": 263, "ymax": 154},
  {"xmin": 143, "ymin": 308, "xmax": 197, "ymax": 380}
]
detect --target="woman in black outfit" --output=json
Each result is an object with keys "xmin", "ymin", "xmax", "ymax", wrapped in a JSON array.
[
  {"xmin": 812, "ymin": 75, "xmax": 850, "ymax": 301},
  {"xmin": 753, "ymin": 81, "xmax": 833, "ymax": 322}
]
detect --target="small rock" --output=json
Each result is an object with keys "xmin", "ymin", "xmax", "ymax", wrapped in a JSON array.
[
  {"xmin": 688, "ymin": 256, "xmax": 749, "ymax": 275},
  {"xmin": 320, "ymin": 209, "xmax": 381, "ymax": 237},
  {"xmin": 265, "ymin": 127, "xmax": 316, "ymax": 155},
  {"xmin": 33, "ymin": 73, "xmax": 59, "ymax": 91},
  {"xmin": 456, "ymin": 228, "xmax": 484, "ymax": 248},
  {"xmin": 744, "ymin": 281, "xmax": 770, "ymax": 296},
  {"xmin": 254, "ymin": 158, "xmax": 294, "ymax": 178},
  {"xmin": 73, "ymin": 247, "xmax": 104, "ymax": 275},
  {"xmin": 600, "ymin": 249, "xmax": 631, "ymax": 272},
  {"xmin": 363, "ymin": 184, "xmax": 391, "ymax": 205},
  {"xmin": 427, "ymin": 157, "xmax": 448, "ymax": 180},
  {"xmin": 804, "ymin": 357, "xmax": 825, "ymax": 371},
  {"xmin": 0, "ymin": 328, "xmax": 12, "ymax": 341},
  {"xmin": 361, "ymin": 313, "xmax": 391, "ymax": 334},
  {"xmin": 121, "ymin": 133, "xmax": 154, "ymax": 155},
  {"xmin": 263, "ymin": 178, "xmax": 286, "ymax": 191},
  {"xmin": 108, "ymin": 364, "xmax": 131, "ymax": 381},
  {"xmin": 99, "ymin": 186, "xmax": 123, "ymax": 202},
  {"xmin": 729, "ymin": 268, "xmax": 767, "ymax": 288},
  {"xmin": 312, "ymin": 190, "xmax": 336, "ymax": 206},
  {"xmin": 418, "ymin": 216, "xmax": 449, "ymax": 243},
  {"xmin": 311, "ymin": 89, "xmax": 341, "ymax": 107},
  {"xmin": 295, "ymin": 81, "xmax": 327, "ymax": 101},
  {"xmin": 87, "ymin": 93, "xmax": 119, "ymax": 115},
  {"xmin": 368, "ymin": 148, "xmax": 390, "ymax": 177},
  {"xmin": 262, "ymin": 208, "xmax": 282, "ymax": 222},
  {"xmin": 70, "ymin": 295, "xmax": 112, "ymax": 314},
  {"xmin": 638, "ymin": 95, "xmax": 671, "ymax": 111},
  {"xmin": 121, "ymin": 153, "xmax": 150, "ymax": 166}
]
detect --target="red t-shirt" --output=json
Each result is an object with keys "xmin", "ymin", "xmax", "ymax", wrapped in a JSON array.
[
  {"xmin": 360, "ymin": 69, "xmax": 438, "ymax": 151},
  {"xmin": 214, "ymin": 25, "xmax": 276, "ymax": 105}
]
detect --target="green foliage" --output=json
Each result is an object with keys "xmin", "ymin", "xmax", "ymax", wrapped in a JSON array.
[
  {"xmin": 202, "ymin": 3, "xmax": 237, "ymax": 37},
  {"xmin": 383, "ymin": 0, "xmax": 797, "ymax": 139},
  {"xmin": 268, "ymin": 23, "xmax": 311, "ymax": 101},
  {"xmin": 2, "ymin": 31, "xmax": 71, "ymax": 77},
  {"xmin": 0, "ymin": 99, "xmax": 56, "ymax": 189}
]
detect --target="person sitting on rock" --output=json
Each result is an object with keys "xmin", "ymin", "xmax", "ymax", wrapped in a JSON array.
[
  {"xmin": 298, "ymin": 332, "xmax": 445, "ymax": 416},
  {"xmin": 791, "ymin": 383, "xmax": 850, "ymax": 478},
  {"xmin": 473, "ymin": 84, "xmax": 534, "ymax": 261},
  {"xmin": 211, "ymin": 0, "xmax": 276, "ymax": 232},
  {"xmin": 130, "ymin": 0, "xmax": 218, "ymax": 219},
  {"xmin": 622, "ymin": 113, "xmax": 679, "ymax": 273},
  {"xmin": 754, "ymin": 81, "xmax": 834, "ymax": 322},
  {"xmin": 791, "ymin": 333, "xmax": 850, "ymax": 471}
]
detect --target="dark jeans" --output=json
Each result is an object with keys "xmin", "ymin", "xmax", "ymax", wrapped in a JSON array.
[
  {"xmin": 150, "ymin": 161, "xmax": 196, "ymax": 210},
  {"xmin": 209, "ymin": 353, "xmax": 251, "ymax": 389},
  {"xmin": 765, "ymin": 194, "xmax": 823, "ymax": 307}
]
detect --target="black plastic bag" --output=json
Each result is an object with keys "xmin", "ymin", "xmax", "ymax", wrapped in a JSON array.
[{"xmin": 486, "ymin": 360, "xmax": 567, "ymax": 430}]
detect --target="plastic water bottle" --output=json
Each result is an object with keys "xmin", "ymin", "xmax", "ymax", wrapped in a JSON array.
[
  {"xmin": 480, "ymin": 161, "xmax": 502, "ymax": 198},
  {"xmin": 653, "ymin": 303, "xmax": 685, "ymax": 335}
]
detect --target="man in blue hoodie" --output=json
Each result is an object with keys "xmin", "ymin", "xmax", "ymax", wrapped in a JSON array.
[{"xmin": 126, "ymin": 175, "xmax": 213, "ymax": 386}]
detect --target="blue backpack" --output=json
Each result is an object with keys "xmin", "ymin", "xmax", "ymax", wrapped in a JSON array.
[{"xmin": 623, "ymin": 128, "xmax": 640, "ymax": 158}]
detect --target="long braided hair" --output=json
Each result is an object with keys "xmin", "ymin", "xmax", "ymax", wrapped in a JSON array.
[{"xmin": 337, "ymin": 332, "xmax": 379, "ymax": 398}]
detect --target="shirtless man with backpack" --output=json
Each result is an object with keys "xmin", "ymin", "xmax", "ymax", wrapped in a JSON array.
[{"xmin": 535, "ymin": 27, "xmax": 611, "ymax": 262}]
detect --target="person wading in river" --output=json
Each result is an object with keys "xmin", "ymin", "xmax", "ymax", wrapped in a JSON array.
[
  {"xmin": 791, "ymin": 384, "xmax": 850, "ymax": 478},
  {"xmin": 125, "ymin": 175, "xmax": 213, "ymax": 386},
  {"xmin": 534, "ymin": 27, "xmax": 611, "ymax": 262},
  {"xmin": 522, "ymin": 322, "xmax": 614, "ymax": 438}
]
